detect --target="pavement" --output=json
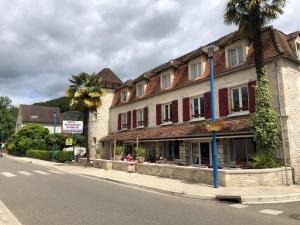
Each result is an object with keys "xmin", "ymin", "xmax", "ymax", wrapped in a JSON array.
[{"xmin": 5, "ymin": 154, "xmax": 300, "ymax": 204}]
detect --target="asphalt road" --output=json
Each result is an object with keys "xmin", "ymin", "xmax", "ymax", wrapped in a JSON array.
[{"xmin": 1, "ymin": 157, "xmax": 300, "ymax": 225}]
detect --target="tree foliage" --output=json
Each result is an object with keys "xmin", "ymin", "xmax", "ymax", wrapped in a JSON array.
[
  {"xmin": 0, "ymin": 96, "xmax": 18, "ymax": 142},
  {"xmin": 34, "ymin": 96, "xmax": 70, "ymax": 113}
]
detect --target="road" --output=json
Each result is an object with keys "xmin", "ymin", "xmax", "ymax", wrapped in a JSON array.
[{"xmin": 0, "ymin": 157, "xmax": 300, "ymax": 225}]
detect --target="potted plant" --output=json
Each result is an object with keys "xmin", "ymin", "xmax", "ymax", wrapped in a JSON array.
[
  {"xmin": 95, "ymin": 148, "xmax": 101, "ymax": 159},
  {"xmin": 115, "ymin": 146, "xmax": 123, "ymax": 160},
  {"xmin": 136, "ymin": 147, "xmax": 146, "ymax": 163},
  {"xmin": 203, "ymin": 119, "xmax": 224, "ymax": 132}
]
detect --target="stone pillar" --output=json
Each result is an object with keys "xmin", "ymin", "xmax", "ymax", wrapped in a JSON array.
[{"xmin": 179, "ymin": 141, "xmax": 190, "ymax": 166}]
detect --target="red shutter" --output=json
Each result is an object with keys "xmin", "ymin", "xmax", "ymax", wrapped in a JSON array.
[
  {"xmin": 248, "ymin": 81, "xmax": 256, "ymax": 113},
  {"xmin": 218, "ymin": 88, "xmax": 229, "ymax": 116},
  {"xmin": 204, "ymin": 92, "xmax": 211, "ymax": 119},
  {"xmin": 183, "ymin": 97, "xmax": 190, "ymax": 121},
  {"xmin": 171, "ymin": 100, "xmax": 178, "ymax": 123},
  {"xmin": 133, "ymin": 110, "xmax": 137, "ymax": 128},
  {"xmin": 127, "ymin": 111, "xmax": 131, "ymax": 129},
  {"xmin": 144, "ymin": 107, "xmax": 148, "ymax": 127},
  {"xmin": 118, "ymin": 114, "xmax": 121, "ymax": 130},
  {"xmin": 156, "ymin": 104, "xmax": 162, "ymax": 125}
]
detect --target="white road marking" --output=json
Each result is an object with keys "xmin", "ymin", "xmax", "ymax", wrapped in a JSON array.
[
  {"xmin": 48, "ymin": 170, "xmax": 64, "ymax": 174},
  {"xmin": 259, "ymin": 209, "xmax": 283, "ymax": 215},
  {"xmin": 0, "ymin": 200, "xmax": 22, "ymax": 225},
  {"xmin": 1, "ymin": 172, "xmax": 16, "ymax": 177},
  {"xmin": 17, "ymin": 171, "xmax": 32, "ymax": 176},
  {"xmin": 33, "ymin": 170, "xmax": 50, "ymax": 175},
  {"xmin": 229, "ymin": 204, "xmax": 249, "ymax": 209}
]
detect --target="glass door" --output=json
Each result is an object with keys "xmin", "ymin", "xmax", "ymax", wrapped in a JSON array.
[
  {"xmin": 191, "ymin": 142, "xmax": 211, "ymax": 166},
  {"xmin": 191, "ymin": 143, "xmax": 200, "ymax": 165}
]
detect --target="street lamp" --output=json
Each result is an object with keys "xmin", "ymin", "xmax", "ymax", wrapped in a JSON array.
[
  {"xmin": 203, "ymin": 45, "xmax": 219, "ymax": 188},
  {"xmin": 51, "ymin": 111, "xmax": 57, "ymax": 161}
]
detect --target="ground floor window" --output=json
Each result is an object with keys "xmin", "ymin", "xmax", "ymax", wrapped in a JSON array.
[
  {"xmin": 162, "ymin": 141, "xmax": 180, "ymax": 160},
  {"xmin": 190, "ymin": 142, "xmax": 211, "ymax": 165},
  {"xmin": 229, "ymin": 138, "xmax": 255, "ymax": 165}
]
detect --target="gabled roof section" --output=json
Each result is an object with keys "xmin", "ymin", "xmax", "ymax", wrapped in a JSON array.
[
  {"xmin": 287, "ymin": 31, "xmax": 300, "ymax": 41},
  {"xmin": 19, "ymin": 105, "xmax": 62, "ymax": 124}
]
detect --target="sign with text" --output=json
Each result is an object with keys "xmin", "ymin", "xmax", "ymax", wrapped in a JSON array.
[
  {"xmin": 65, "ymin": 137, "xmax": 73, "ymax": 146},
  {"xmin": 62, "ymin": 120, "xmax": 83, "ymax": 134}
]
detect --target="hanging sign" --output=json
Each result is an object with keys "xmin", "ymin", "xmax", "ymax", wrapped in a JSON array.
[{"xmin": 62, "ymin": 120, "xmax": 83, "ymax": 134}]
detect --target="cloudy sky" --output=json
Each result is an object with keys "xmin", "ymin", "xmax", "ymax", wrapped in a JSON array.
[{"xmin": 0, "ymin": 0, "xmax": 299, "ymax": 105}]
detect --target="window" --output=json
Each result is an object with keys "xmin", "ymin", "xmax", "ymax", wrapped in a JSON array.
[
  {"xmin": 136, "ymin": 82, "xmax": 145, "ymax": 97},
  {"xmin": 229, "ymin": 47, "xmax": 244, "ymax": 67},
  {"xmin": 93, "ymin": 112, "xmax": 97, "ymax": 120},
  {"xmin": 121, "ymin": 89, "xmax": 128, "ymax": 102},
  {"xmin": 162, "ymin": 103, "xmax": 172, "ymax": 123},
  {"xmin": 93, "ymin": 137, "xmax": 97, "ymax": 146},
  {"xmin": 297, "ymin": 43, "xmax": 300, "ymax": 60},
  {"xmin": 137, "ymin": 109, "xmax": 144, "ymax": 127},
  {"xmin": 161, "ymin": 72, "xmax": 171, "ymax": 89},
  {"xmin": 231, "ymin": 86, "xmax": 249, "ymax": 113},
  {"xmin": 162, "ymin": 141, "xmax": 180, "ymax": 160},
  {"xmin": 191, "ymin": 142, "xmax": 211, "ymax": 165},
  {"xmin": 229, "ymin": 138, "xmax": 256, "ymax": 165},
  {"xmin": 190, "ymin": 62, "xmax": 202, "ymax": 79},
  {"xmin": 191, "ymin": 96, "xmax": 205, "ymax": 119},
  {"xmin": 121, "ymin": 113, "xmax": 128, "ymax": 129}
]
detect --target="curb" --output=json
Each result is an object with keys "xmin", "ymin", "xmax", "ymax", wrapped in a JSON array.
[{"xmin": 5, "ymin": 155, "xmax": 300, "ymax": 204}]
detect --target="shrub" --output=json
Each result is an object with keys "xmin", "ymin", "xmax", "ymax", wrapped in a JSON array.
[
  {"xmin": 55, "ymin": 151, "xmax": 73, "ymax": 162},
  {"xmin": 251, "ymin": 151, "xmax": 281, "ymax": 169},
  {"xmin": 115, "ymin": 146, "xmax": 123, "ymax": 155},
  {"xmin": 26, "ymin": 150, "xmax": 52, "ymax": 160},
  {"xmin": 136, "ymin": 147, "xmax": 146, "ymax": 157}
]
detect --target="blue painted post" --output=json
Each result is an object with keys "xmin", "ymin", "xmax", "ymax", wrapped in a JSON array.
[
  {"xmin": 209, "ymin": 54, "xmax": 219, "ymax": 188},
  {"xmin": 52, "ymin": 112, "xmax": 57, "ymax": 161}
]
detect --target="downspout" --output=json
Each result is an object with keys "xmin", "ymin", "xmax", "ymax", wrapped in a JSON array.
[{"xmin": 274, "ymin": 60, "xmax": 289, "ymax": 185}]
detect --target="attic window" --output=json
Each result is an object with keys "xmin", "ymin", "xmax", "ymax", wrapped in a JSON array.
[
  {"xmin": 31, "ymin": 115, "xmax": 39, "ymax": 120},
  {"xmin": 229, "ymin": 47, "xmax": 244, "ymax": 67},
  {"xmin": 121, "ymin": 89, "xmax": 128, "ymax": 102},
  {"xmin": 136, "ymin": 82, "xmax": 145, "ymax": 97},
  {"xmin": 161, "ymin": 71, "xmax": 172, "ymax": 89}
]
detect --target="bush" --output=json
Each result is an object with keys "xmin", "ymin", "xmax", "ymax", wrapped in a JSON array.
[
  {"xmin": 26, "ymin": 150, "xmax": 52, "ymax": 160},
  {"xmin": 251, "ymin": 151, "xmax": 281, "ymax": 169},
  {"xmin": 136, "ymin": 147, "xmax": 146, "ymax": 157},
  {"xmin": 115, "ymin": 146, "xmax": 123, "ymax": 155},
  {"xmin": 55, "ymin": 151, "xmax": 73, "ymax": 162}
]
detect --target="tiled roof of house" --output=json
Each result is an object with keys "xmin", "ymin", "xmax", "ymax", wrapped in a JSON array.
[
  {"xmin": 111, "ymin": 27, "xmax": 300, "ymax": 108},
  {"xmin": 19, "ymin": 105, "xmax": 62, "ymax": 124},
  {"xmin": 97, "ymin": 68, "xmax": 122, "ymax": 84},
  {"xmin": 101, "ymin": 115, "xmax": 252, "ymax": 142}
]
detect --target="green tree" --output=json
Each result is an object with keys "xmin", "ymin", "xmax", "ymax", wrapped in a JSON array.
[
  {"xmin": 0, "ymin": 96, "xmax": 18, "ymax": 142},
  {"xmin": 224, "ymin": 0, "xmax": 286, "ymax": 80},
  {"xmin": 66, "ymin": 72, "xmax": 104, "ymax": 164}
]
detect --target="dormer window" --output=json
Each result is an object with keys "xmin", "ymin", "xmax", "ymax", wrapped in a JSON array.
[
  {"xmin": 161, "ymin": 71, "xmax": 172, "ymax": 89},
  {"xmin": 121, "ymin": 89, "xmax": 128, "ymax": 102},
  {"xmin": 136, "ymin": 82, "xmax": 145, "ymax": 97},
  {"xmin": 189, "ymin": 57, "xmax": 204, "ymax": 80},
  {"xmin": 229, "ymin": 46, "xmax": 244, "ymax": 67}
]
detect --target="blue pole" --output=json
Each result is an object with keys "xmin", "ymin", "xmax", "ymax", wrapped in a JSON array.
[
  {"xmin": 52, "ymin": 112, "xmax": 57, "ymax": 161},
  {"xmin": 209, "ymin": 55, "xmax": 219, "ymax": 188}
]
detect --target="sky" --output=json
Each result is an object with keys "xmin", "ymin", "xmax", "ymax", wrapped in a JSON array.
[{"xmin": 0, "ymin": 0, "xmax": 299, "ymax": 106}]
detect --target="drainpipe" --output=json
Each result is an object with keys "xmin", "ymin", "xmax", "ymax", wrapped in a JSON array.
[{"xmin": 274, "ymin": 60, "xmax": 289, "ymax": 185}]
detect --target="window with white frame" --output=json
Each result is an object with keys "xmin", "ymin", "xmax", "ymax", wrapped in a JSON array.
[
  {"xmin": 121, "ymin": 89, "xmax": 128, "ymax": 102},
  {"xmin": 161, "ymin": 72, "xmax": 171, "ymax": 89},
  {"xmin": 137, "ymin": 109, "xmax": 144, "ymax": 127},
  {"xmin": 136, "ymin": 82, "xmax": 145, "ymax": 97},
  {"xmin": 297, "ymin": 43, "xmax": 300, "ymax": 60},
  {"xmin": 190, "ymin": 61, "xmax": 202, "ymax": 79},
  {"xmin": 121, "ymin": 113, "xmax": 128, "ymax": 129},
  {"xmin": 231, "ymin": 85, "xmax": 249, "ymax": 113},
  {"xmin": 229, "ymin": 46, "xmax": 244, "ymax": 67},
  {"xmin": 162, "ymin": 102, "xmax": 172, "ymax": 123},
  {"xmin": 191, "ymin": 95, "xmax": 205, "ymax": 119}
]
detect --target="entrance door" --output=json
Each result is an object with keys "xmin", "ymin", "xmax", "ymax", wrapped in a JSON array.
[{"xmin": 191, "ymin": 142, "xmax": 211, "ymax": 166}]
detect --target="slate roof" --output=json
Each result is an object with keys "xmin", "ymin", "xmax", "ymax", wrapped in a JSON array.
[
  {"xmin": 19, "ymin": 105, "xmax": 62, "ymax": 124},
  {"xmin": 101, "ymin": 115, "xmax": 252, "ymax": 142},
  {"xmin": 97, "ymin": 68, "xmax": 122, "ymax": 84}
]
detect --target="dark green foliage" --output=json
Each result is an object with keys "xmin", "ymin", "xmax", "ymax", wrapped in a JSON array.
[
  {"xmin": 26, "ymin": 150, "xmax": 52, "ymax": 160},
  {"xmin": 34, "ymin": 97, "xmax": 70, "ymax": 113},
  {"xmin": 251, "ymin": 151, "xmax": 281, "ymax": 169},
  {"xmin": 55, "ymin": 151, "xmax": 73, "ymax": 162},
  {"xmin": 0, "ymin": 96, "xmax": 18, "ymax": 142}
]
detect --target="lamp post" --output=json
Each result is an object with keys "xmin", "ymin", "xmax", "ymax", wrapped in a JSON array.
[
  {"xmin": 203, "ymin": 45, "xmax": 219, "ymax": 188},
  {"xmin": 51, "ymin": 111, "xmax": 57, "ymax": 161}
]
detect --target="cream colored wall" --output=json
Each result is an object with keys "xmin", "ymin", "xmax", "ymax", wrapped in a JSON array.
[{"xmin": 88, "ymin": 88, "xmax": 115, "ymax": 158}]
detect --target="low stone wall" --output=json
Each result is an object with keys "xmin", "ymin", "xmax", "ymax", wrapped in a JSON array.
[
  {"xmin": 77, "ymin": 158, "xmax": 87, "ymax": 165},
  {"xmin": 94, "ymin": 159, "xmax": 112, "ymax": 170}
]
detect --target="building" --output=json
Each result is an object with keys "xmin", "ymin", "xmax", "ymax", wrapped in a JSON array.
[
  {"xmin": 90, "ymin": 26, "xmax": 300, "ymax": 183},
  {"xmin": 16, "ymin": 105, "xmax": 62, "ymax": 133}
]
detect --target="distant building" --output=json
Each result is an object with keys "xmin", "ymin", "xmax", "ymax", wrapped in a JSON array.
[
  {"xmin": 62, "ymin": 111, "xmax": 82, "ymax": 121},
  {"xmin": 16, "ymin": 105, "xmax": 62, "ymax": 133}
]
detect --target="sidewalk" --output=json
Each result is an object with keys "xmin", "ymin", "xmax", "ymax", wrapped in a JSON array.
[{"xmin": 6, "ymin": 154, "xmax": 300, "ymax": 204}]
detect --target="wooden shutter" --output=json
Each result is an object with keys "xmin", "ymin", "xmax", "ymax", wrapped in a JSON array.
[
  {"xmin": 132, "ymin": 110, "xmax": 137, "ymax": 128},
  {"xmin": 182, "ymin": 97, "xmax": 190, "ymax": 122},
  {"xmin": 156, "ymin": 104, "xmax": 162, "ymax": 125},
  {"xmin": 171, "ymin": 100, "xmax": 178, "ymax": 123},
  {"xmin": 144, "ymin": 107, "xmax": 148, "ymax": 127},
  {"xmin": 248, "ymin": 81, "xmax": 256, "ymax": 113},
  {"xmin": 204, "ymin": 92, "xmax": 211, "ymax": 119},
  {"xmin": 127, "ymin": 111, "xmax": 131, "ymax": 129},
  {"xmin": 118, "ymin": 114, "xmax": 121, "ymax": 130},
  {"xmin": 218, "ymin": 88, "xmax": 229, "ymax": 116}
]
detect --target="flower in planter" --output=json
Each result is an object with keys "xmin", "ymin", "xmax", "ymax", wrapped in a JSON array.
[{"xmin": 202, "ymin": 119, "xmax": 224, "ymax": 132}]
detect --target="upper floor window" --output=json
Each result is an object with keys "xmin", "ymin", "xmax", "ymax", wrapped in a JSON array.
[
  {"xmin": 121, "ymin": 113, "xmax": 128, "ymax": 129},
  {"xmin": 93, "ymin": 112, "xmax": 98, "ymax": 120},
  {"xmin": 162, "ymin": 102, "xmax": 172, "ymax": 123},
  {"xmin": 189, "ymin": 57, "xmax": 203, "ymax": 80},
  {"xmin": 92, "ymin": 137, "xmax": 97, "ymax": 146},
  {"xmin": 136, "ymin": 82, "xmax": 145, "ymax": 97},
  {"xmin": 137, "ymin": 109, "xmax": 144, "ymax": 127},
  {"xmin": 229, "ymin": 46, "xmax": 245, "ymax": 67},
  {"xmin": 191, "ymin": 95, "xmax": 205, "ymax": 119},
  {"xmin": 231, "ymin": 86, "xmax": 249, "ymax": 113},
  {"xmin": 297, "ymin": 43, "xmax": 300, "ymax": 60},
  {"xmin": 121, "ymin": 89, "xmax": 128, "ymax": 102},
  {"xmin": 161, "ymin": 72, "xmax": 171, "ymax": 89}
]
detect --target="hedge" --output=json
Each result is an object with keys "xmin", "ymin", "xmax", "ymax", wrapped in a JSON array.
[
  {"xmin": 26, "ymin": 150, "xmax": 73, "ymax": 162},
  {"xmin": 55, "ymin": 151, "xmax": 73, "ymax": 162}
]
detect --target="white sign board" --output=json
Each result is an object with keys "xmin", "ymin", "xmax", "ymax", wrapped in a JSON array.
[{"xmin": 62, "ymin": 121, "xmax": 83, "ymax": 134}]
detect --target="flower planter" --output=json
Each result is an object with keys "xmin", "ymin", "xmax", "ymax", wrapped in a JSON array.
[
  {"xmin": 95, "ymin": 154, "xmax": 101, "ymax": 159},
  {"xmin": 115, "ymin": 155, "xmax": 121, "ymax": 160},
  {"xmin": 137, "ymin": 157, "xmax": 144, "ymax": 163}
]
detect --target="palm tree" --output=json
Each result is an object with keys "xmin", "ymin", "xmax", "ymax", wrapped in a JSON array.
[
  {"xmin": 66, "ymin": 72, "xmax": 104, "ymax": 164},
  {"xmin": 224, "ymin": 0, "xmax": 286, "ymax": 80}
]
